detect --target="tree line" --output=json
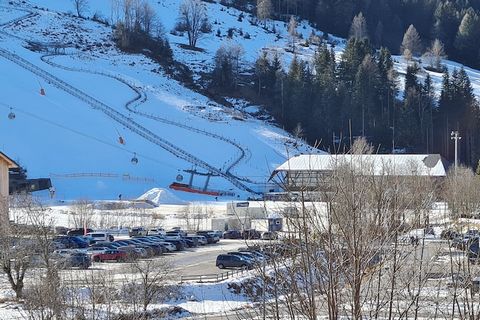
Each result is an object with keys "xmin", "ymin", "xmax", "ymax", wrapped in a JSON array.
[
  {"xmin": 253, "ymin": 0, "xmax": 480, "ymax": 69},
  {"xmin": 250, "ymin": 38, "xmax": 480, "ymax": 166}
]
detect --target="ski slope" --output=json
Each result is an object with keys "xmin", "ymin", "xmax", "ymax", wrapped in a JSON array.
[
  {"xmin": 0, "ymin": 1, "xmax": 318, "ymax": 201},
  {"xmin": 2, "ymin": 0, "xmax": 479, "ymax": 202}
]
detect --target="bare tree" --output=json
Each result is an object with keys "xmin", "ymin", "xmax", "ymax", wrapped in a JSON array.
[
  {"xmin": 1, "ymin": 194, "xmax": 57, "ymax": 300},
  {"xmin": 176, "ymin": 0, "xmax": 210, "ymax": 48},
  {"xmin": 238, "ymin": 138, "xmax": 439, "ymax": 319},
  {"xmin": 444, "ymin": 166, "xmax": 480, "ymax": 220},
  {"xmin": 401, "ymin": 24, "xmax": 422, "ymax": 60},
  {"xmin": 349, "ymin": 12, "xmax": 368, "ymax": 40},
  {"xmin": 69, "ymin": 199, "xmax": 95, "ymax": 229},
  {"xmin": 257, "ymin": 0, "xmax": 273, "ymax": 28},
  {"xmin": 120, "ymin": 259, "xmax": 177, "ymax": 317},
  {"xmin": 72, "ymin": 0, "xmax": 89, "ymax": 18},
  {"xmin": 423, "ymin": 38, "xmax": 446, "ymax": 71},
  {"xmin": 288, "ymin": 15, "xmax": 298, "ymax": 53}
]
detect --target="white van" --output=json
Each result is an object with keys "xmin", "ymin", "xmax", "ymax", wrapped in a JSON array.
[{"xmin": 86, "ymin": 232, "xmax": 114, "ymax": 242}]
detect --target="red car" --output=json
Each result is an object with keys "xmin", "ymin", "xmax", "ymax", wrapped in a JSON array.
[{"xmin": 92, "ymin": 249, "xmax": 128, "ymax": 262}]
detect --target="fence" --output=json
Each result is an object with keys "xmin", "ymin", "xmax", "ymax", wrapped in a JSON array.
[{"xmin": 180, "ymin": 269, "xmax": 246, "ymax": 283}]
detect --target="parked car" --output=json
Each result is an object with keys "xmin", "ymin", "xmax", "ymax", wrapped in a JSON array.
[
  {"xmin": 129, "ymin": 227, "xmax": 148, "ymax": 237},
  {"xmin": 195, "ymin": 235, "xmax": 208, "ymax": 245},
  {"xmin": 216, "ymin": 254, "xmax": 253, "ymax": 269},
  {"xmin": 239, "ymin": 249, "xmax": 268, "ymax": 261},
  {"xmin": 185, "ymin": 236, "xmax": 200, "ymax": 247},
  {"xmin": 116, "ymin": 245, "xmax": 142, "ymax": 260},
  {"xmin": 212, "ymin": 230, "xmax": 224, "ymax": 239},
  {"xmin": 242, "ymin": 229, "xmax": 261, "ymax": 240},
  {"xmin": 53, "ymin": 236, "xmax": 88, "ymax": 249},
  {"xmin": 197, "ymin": 231, "xmax": 220, "ymax": 243},
  {"xmin": 53, "ymin": 252, "xmax": 91, "ymax": 269},
  {"xmin": 441, "ymin": 229, "xmax": 460, "ymax": 240},
  {"xmin": 86, "ymin": 247, "xmax": 110, "ymax": 256},
  {"xmin": 227, "ymin": 251, "xmax": 257, "ymax": 263},
  {"xmin": 148, "ymin": 228, "xmax": 166, "ymax": 235},
  {"xmin": 261, "ymin": 231, "xmax": 278, "ymax": 240},
  {"xmin": 86, "ymin": 232, "xmax": 114, "ymax": 243},
  {"xmin": 468, "ymin": 238, "xmax": 480, "ymax": 263},
  {"xmin": 166, "ymin": 230, "xmax": 187, "ymax": 238},
  {"xmin": 67, "ymin": 228, "xmax": 93, "ymax": 237},
  {"xmin": 170, "ymin": 227, "xmax": 187, "ymax": 237},
  {"xmin": 164, "ymin": 239, "xmax": 185, "ymax": 251},
  {"xmin": 183, "ymin": 238, "xmax": 197, "ymax": 247},
  {"xmin": 198, "ymin": 231, "xmax": 220, "ymax": 242},
  {"xmin": 223, "ymin": 230, "xmax": 242, "ymax": 239},
  {"xmin": 92, "ymin": 249, "xmax": 128, "ymax": 262}
]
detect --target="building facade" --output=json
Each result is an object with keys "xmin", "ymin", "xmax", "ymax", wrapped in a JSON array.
[
  {"xmin": 270, "ymin": 154, "xmax": 448, "ymax": 192},
  {"xmin": 0, "ymin": 152, "xmax": 18, "ymax": 228}
]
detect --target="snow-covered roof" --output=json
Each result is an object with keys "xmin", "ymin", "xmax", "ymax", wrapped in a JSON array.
[{"xmin": 273, "ymin": 154, "xmax": 448, "ymax": 177}]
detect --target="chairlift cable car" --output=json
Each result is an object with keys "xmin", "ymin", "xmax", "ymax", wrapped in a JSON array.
[
  {"xmin": 131, "ymin": 152, "xmax": 138, "ymax": 165},
  {"xmin": 8, "ymin": 107, "xmax": 15, "ymax": 120},
  {"xmin": 37, "ymin": 80, "xmax": 46, "ymax": 96},
  {"xmin": 115, "ymin": 127, "xmax": 125, "ymax": 145}
]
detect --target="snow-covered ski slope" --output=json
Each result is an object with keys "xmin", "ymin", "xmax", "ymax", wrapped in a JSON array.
[
  {"xmin": 2, "ymin": 0, "xmax": 479, "ymax": 201},
  {"xmin": 0, "ymin": 1, "xmax": 319, "ymax": 201}
]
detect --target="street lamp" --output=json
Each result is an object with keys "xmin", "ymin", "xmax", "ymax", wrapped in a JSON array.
[{"xmin": 451, "ymin": 131, "xmax": 461, "ymax": 171}]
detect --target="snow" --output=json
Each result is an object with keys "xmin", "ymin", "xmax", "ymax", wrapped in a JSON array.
[
  {"xmin": 2, "ymin": 0, "xmax": 480, "ymax": 204},
  {"xmin": 0, "ymin": 1, "xmax": 314, "ymax": 202},
  {"xmin": 137, "ymin": 188, "xmax": 185, "ymax": 205}
]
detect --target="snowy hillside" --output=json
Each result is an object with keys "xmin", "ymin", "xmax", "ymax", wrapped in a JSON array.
[
  {"xmin": 0, "ymin": 0, "xmax": 319, "ymax": 201},
  {"xmin": 2, "ymin": 0, "xmax": 479, "ymax": 202}
]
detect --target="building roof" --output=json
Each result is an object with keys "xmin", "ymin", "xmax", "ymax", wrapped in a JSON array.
[
  {"xmin": 272, "ymin": 154, "xmax": 448, "ymax": 177},
  {"xmin": 0, "ymin": 151, "xmax": 19, "ymax": 169}
]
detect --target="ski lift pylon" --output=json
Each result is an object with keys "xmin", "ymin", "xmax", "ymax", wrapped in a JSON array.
[
  {"xmin": 8, "ymin": 107, "xmax": 15, "ymax": 120},
  {"xmin": 131, "ymin": 152, "xmax": 138, "ymax": 165}
]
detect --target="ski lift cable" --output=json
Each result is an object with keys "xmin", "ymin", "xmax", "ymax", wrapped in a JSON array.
[{"xmin": 0, "ymin": 103, "xmax": 176, "ymax": 169}]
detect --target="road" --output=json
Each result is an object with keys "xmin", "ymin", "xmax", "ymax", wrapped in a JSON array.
[{"xmin": 170, "ymin": 239, "xmax": 249, "ymax": 276}]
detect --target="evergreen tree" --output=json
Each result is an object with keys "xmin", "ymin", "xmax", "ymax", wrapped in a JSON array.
[
  {"xmin": 354, "ymin": 54, "xmax": 380, "ymax": 136},
  {"xmin": 404, "ymin": 63, "xmax": 420, "ymax": 95},
  {"xmin": 338, "ymin": 38, "xmax": 372, "ymax": 85},
  {"xmin": 433, "ymin": 1, "xmax": 459, "ymax": 53},
  {"xmin": 254, "ymin": 52, "xmax": 272, "ymax": 96},
  {"xmin": 454, "ymin": 8, "xmax": 480, "ymax": 67}
]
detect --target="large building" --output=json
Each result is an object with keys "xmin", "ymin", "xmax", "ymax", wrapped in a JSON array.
[
  {"xmin": 270, "ymin": 154, "xmax": 448, "ymax": 192},
  {"xmin": 0, "ymin": 152, "xmax": 18, "ymax": 228}
]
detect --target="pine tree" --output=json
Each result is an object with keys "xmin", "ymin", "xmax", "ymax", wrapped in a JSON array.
[
  {"xmin": 434, "ymin": 1, "xmax": 459, "ymax": 52},
  {"xmin": 349, "ymin": 12, "xmax": 368, "ymax": 40},
  {"xmin": 338, "ymin": 38, "xmax": 372, "ymax": 85},
  {"xmin": 401, "ymin": 24, "xmax": 422, "ymax": 59},
  {"xmin": 454, "ymin": 8, "xmax": 480, "ymax": 67},
  {"xmin": 404, "ymin": 63, "xmax": 420, "ymax": 96},
  {"xmin": 254, "ymin": 52, "xmax": 271, "ymax": 95},
  {"xmin": 354, "ymin": 54, "xmax": 380, "ymax": 136}
]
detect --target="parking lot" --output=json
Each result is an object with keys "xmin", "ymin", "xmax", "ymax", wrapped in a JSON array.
[{"xmin": 50, "ymin": 229, "xmax": 268, "ymax": 285}]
